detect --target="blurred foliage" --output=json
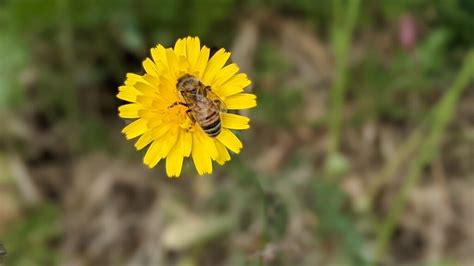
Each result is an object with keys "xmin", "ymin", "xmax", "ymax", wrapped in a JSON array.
[
  {"xmin": 311, "ymin": 178, "xmax": 367, "ymax": 265},
  {"xmin": 436, "ymin": 0, "xmax": 474, "ymax": 44},
  {"xmin": 355, "ymin": 29, "xmax": 452, "ymax": 123},
  {"xmin": 1, "ymin": 203, "xmax": 61, "ymax": 266},
  {"xmin": 263, "ymin": 192, "xmax": 289, "ymax": 242},
  {"xmin": 255, "ymin": 42, "xmax": 304, "ymax": 128},
  {"xmin": 0, "ymin": 33, "xmax": 28, "ymax": 109}
]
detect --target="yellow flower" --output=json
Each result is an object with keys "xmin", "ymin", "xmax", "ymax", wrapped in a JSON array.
[{"xmin": 117, "ymin": 36, "xmax": 256, "ymax": 177}]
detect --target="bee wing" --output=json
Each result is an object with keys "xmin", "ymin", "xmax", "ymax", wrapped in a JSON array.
[{"xmin": 206, "ymin": 89, "xmax": 227, "ymax": 113}]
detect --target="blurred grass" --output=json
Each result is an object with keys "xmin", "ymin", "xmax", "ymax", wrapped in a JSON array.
[
  {"xmin": 327, "ymin": 0, "xmax": 360, "ymax": 157},
  {"xmin": 374, "ymin": 51, "xmax": 474, "ymax": 263}
]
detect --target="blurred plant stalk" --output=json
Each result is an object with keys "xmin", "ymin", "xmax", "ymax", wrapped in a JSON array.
[
  {"xmin": 365, "ymin": 128, "xmax": 423, "ymax": 210},
  {"xmin": 325, "ymin": 0, "xmax": 361, "ymax": 177},
  {"xmin": 57, "ymin": 0, "xmax": 79, "ymax": 120},
  {"xmin": 374, "ymin": 50, "xmax": 474, "ymax": 263}
]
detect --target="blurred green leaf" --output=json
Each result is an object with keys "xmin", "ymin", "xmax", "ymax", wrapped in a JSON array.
[
  {"xmin": 255, "ymin": 41, "xmax": 291, "ymax": 81},
  {"xmin": 192, "ymin": 0, "xmax": 235, "ymax": 36},
  {"xmin": 0, "ymin": 32, "xmax": 28, "ymax": 109},
  {"xmin": 437, "ymin": 0, "xmax": 474, "ymax": 44},
  {"xmin": 311, "ymin": 178, "xmax": 368, "ymax": 265},
  {"xmin": 417, "ymin": 29, "xmax": 450, "ymax": 75},
  {"xmin": 3, "ymin": 0, "xmax": 58, "ymax": 33},
  {"xmin": 2, "ymin": 203, "xmax": 61, "ymax": 266},
  {"xmin": 355, "ymin": 29, "xmax": 451, "ymax": 123},
  {"xmin": 263, "ymin": 192, "xmax": 289, "ymax": 242},
  {"xmin": 324, "ymin": 152, "xmax": 350, "ymax": 177},
  {"xmin": 257, "ymin": 88, "xmax": 303, "ymax": 128},
  {"xmin": 77, "ymin": 117, "xmax": 110, "ymax": 151}
]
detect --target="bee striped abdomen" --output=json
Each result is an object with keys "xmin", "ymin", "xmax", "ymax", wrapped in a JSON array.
[{"xmin": 200, "ymin": 111, "xmax": 221, "ymax": 137}]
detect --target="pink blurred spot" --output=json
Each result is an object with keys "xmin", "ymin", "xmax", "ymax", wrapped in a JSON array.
[{"xmin": 399, "ymin": 14, "xmax": 418, "ymax": 51}]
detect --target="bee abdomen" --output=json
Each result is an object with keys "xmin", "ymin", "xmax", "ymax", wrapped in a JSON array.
[{"xmin": 201, "ymin": 115, "xmax": 221, "ymax": 137}]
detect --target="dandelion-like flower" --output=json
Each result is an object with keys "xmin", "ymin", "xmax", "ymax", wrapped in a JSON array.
[{"xmin": 117, "ymin": 37, "xmax": 256, "ymax": 177}]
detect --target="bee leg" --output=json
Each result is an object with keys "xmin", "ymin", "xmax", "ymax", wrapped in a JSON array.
[
  {"xmin": 185, "ymin": 109, "xmax": 196, "ymax": 131},
  {"xmin": 204, "ymin": 86, "xmax": 212, "ymax": 95},
  {"xmin": 168, "ymin": 102, "xmax": 188, "ymax": 109},
  {"xmin": 213, "ymin": 99, "xmax": 224, "ymax": 111},
  {"xmin": 185, "ymin": 109, "xmax": 194, "ymax": 120}
]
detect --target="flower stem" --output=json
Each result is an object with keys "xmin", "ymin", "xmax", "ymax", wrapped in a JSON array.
[{"xmin": 374, "ymin": 51, "xmax": 474, "ymax": 263}]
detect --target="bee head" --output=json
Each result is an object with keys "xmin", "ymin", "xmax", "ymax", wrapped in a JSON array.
[{"xmin": 177, "ymin": 74, "xmax": 199, "ymax": 96}]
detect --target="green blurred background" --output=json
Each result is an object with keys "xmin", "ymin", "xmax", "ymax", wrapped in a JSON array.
[{"xmin": 0, "ymin": 0, "xmax": 473, "ymax": 265}]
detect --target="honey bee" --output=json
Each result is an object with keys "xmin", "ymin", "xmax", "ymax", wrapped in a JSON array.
[{"xmin": 174, "ymin": 74, "xmax": 226, "ymax": 137}]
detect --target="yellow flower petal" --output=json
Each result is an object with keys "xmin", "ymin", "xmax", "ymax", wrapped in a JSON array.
[
  {"xmin": 216, "ymin": 73, "xmax": 251, "ymax": 98},
  {"xmin": 139, "ymin": 109, "xmax": 162, "ymax": 120},
  {"xmin": 136, "ymin": 95, "xmax": 154, "ymax": 107},
  {"xmin": 166, "ymin": 133, "xmax": 184, "ymax": 177},
  {"xmin": 194, "ymin": 46, "xmax": 210, "ymax": 78},
  {"xmin": 118, "ymin": 103, "xmax": 142, "ymax": 118},
  {"xmin": 174, "ymin": 38, "xmax": 187, "ymax": 57},
  {"xmin": 152, "ymin": 124, "xmax": 171, "ymax": 139},
  {"xmin": 122, "ymin": 118, "xmax": 148, "ymax": 139},
  {"xmin": 134, "ymin": 82, "xmax": 157, "ymax": 96},
  {"xmin": 216, "ymin": 128, "xmax": 243, "ymax": 154},
  {"xmin": 144, "ymin": 133, "xmax": 178, "ymax": 168},
  {"xmin": 221, "ymin": 113, "xmax": 250, "ymax": 130},
  {"xmin": 135, "ymin": 132, "xmax": 153, "ymax": 150},
  {"xmin": 118, "ymin": 85, "xmax": 141, "ymax": 102},
  {"xmin": 117, "ymin": 91, "xmax": 136, "ymax": 102},
  {"xmin": 164, "ymin": 131, "xmax": 180, "ymax": 154},
  {"xmin": 202, "ymin": 48, "xmax": 231, "ymax": 84},
  {"xmin": 143, "ymin": 58, "xmax": 158, "ymax": 76},
  {"xmin": 186, "ymin": 37, "xmax": 200, "ymax": 68},
  {"xmin": 212, "ymin": 63, "xmax": 239, "ymax": 87},
  {"xmin": 224, "ymin": 93, "xmax": 257, "ymax": 110},
  {"xmin": 180, "ymin": 130, "xmax": 192, "ymax": 157},
  {"xmin": 192, "ymin": 132, "xmax": 213, "ymax": 175},
  {"xmin": 198, "ymin": 129, "xmax": 218, "ymax": 160},
  {"xmin": 166, "ymin": 48, "xmax": 181, "ymax": 80},
  {"xmin": 147, "ymin": 117, "xmax": 163, "ymax": 129},
  {"xmin": 143, "ymin": 141, "xmax": 162, "ymax": 168},
  {"xmin": 125, "ymin": 73, "xmax": 144, "ymax": 86},
  {"xmin": 143, "ymin": 74, "xmax": 160, "ymax": 87},
  {"xmin": 151, "ymin": 44, "xmax": 168, "ymax": 68},
  {"xmin": 215, "ymin": 140, "xmax": 231, "ymax": 165},
  {"xmin": 156, "ymin": 76, "xmax": 179, "ymax": 103}
]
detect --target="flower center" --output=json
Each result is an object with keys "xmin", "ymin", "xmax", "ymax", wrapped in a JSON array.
[{"xmin": 166, "ymin": 102, "xmax": 195, "ymax": 132}]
